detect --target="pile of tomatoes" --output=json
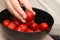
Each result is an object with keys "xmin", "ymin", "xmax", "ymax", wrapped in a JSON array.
[{"xmin": 2, "ymin": 10, "xmax": 49, "ymax": 33}]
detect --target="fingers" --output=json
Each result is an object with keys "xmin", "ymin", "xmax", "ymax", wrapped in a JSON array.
[
  {"xmin": 4, "ymin": 0, "xmax": 36, "ymax": 23},
  {"xmin": 9, "ymin": 0, "xmax": 27, "ymax": 19},
  {"xmin": 4, "ymin": 0, "xmax": 26, "ymax": 23},
  {"xmin": 19, "ymin": 0, "xmax": 32, "ymax": 10},
  {"xmin": 19, "ymin": 0, "xmax": 36, "ymax": 15}
]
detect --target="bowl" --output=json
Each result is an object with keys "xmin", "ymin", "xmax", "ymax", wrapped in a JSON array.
[{"xmin": 0, "ymin": 7, "xmax": 54, "ymax": 40}]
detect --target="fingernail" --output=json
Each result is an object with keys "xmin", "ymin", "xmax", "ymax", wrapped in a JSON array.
[
  {"xmin": 23, "ymin": 14, "xmax": 27, "ymax": 19},
  {"xmin": 30, "ymin": 9, "xmax": 36, "ymax": 15},
  {"xmin": 33, "ymin": 11, "xmax": 36, "ymax": 15}
]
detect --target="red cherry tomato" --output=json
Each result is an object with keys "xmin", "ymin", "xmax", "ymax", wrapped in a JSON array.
[
  {"xmin": 12, "ymin": 18, "xmax": 21, "ymax": 26},
  {"xmin": 31, "ymin": 20, "xmax": 35, "ymax": 23},
  {"xmin": 26, "ymin": 29, "xmax": 34, "ymax": 33},
  {"xmin": 25, "ymin": 10, "xmax": 34, "ymax": 21},
  {"xmin": 39, "ymin": 22, "xmax": 49, "ymax": 31},
  {"xmin": 26, "ymin": 20, "xmax": 35, "ymax": 27},
  {"xmin": 13, "ymin": 20, "xmax": 20, "ymax": 26},
  {"xmin": 7, "ymin": 22, "xmax": 16, "ymax": 30},
  {"xmin": 16, "ymin": 24, "xmax": 28, "ymax": 32},
  {"xmin": 2, "ymin": 19, "xmax": 10, "ymax": 27},
  {"xmin": 26, "ymin": 21, "xmax": 32, "ymax": 27},
  {"xmin": 30, "ymin": 22, "xmax": 38, "ymax": 31},
  {"xmin": 14, "ymin": 20, "xmax": 20, "ymax": 26}
]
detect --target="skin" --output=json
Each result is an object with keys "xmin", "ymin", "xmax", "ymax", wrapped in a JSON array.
[{"xmin": 4, "ymin": 0, "xmax": 35, "ymax": 23}]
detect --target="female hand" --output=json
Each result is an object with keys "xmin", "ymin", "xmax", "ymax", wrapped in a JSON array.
[{"xmin": 4, "ymin": 0, "xmax": 35, "ymax": 23}]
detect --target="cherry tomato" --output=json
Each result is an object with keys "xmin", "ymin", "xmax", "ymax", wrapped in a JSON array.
[
  {"xmin": 31, "ymin": 20, "xmax": 35, "ymax": 23},
  {"xmin": 39, "ymin": 22, "xmax": 49, "ymax": 31},
  {"xmin": 26, "ymin": 20, "xmax": 35, "ymax": 27},
  {"xmin": 16, "ymin": 24, "xmax": 28, "ymax": 32},
  {"xmin": 26, "ymin": 29, "xmax": 34, "ymax": 33},
  {"xmin": 26, "ymin": 21, "xmax": 32, "ymax": 27},
  {"xmin": 2, "ymin": 19, "xmax": 10, "ymax": 27},
  {"xmin": 30, "ymin": 22, "xmax": 38, "ymax": 31},
  {"xmin": 7, "ymin": 22, "xmax": 16, "ymax": 30},
  {"xmin": 13, "ymin": 20, "xmax": 20, "ymax": 26},
  {"xmin": 25, "ymin": 10, "xmax": 34, "ymax": 21},
  {"xmin": 12, "ymin": 18, "xmax": 21, "ymax": 26}
]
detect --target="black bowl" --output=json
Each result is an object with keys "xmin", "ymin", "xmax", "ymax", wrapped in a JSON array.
[{"xmin": 0, "ymin": 7, "xmax": 54, "ymax": 40}]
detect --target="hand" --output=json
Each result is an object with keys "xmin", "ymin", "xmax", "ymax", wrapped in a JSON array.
[{"xmin": 4, "ymin": 0, "xmax": 35, "ymax": 23}]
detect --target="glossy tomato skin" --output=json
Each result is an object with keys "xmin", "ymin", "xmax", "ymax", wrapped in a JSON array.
[
  {"xmin": 30, "ymin": 22, "xmax": 38, "ymax": 31},
  {"xmin": 31, "ymin": 20, "xmax": 35, "ymax": 23},
  {"xmin": 26, "ymin": 20, "xmax": 38, "ymax": 31},
  {"xmin": 26, "ymin": 21, "xmax": 32, "ymax": 27},
  {"xmin": 7, "ymin": 22, "xmax": 16, "ymax": 30},
  {"xmin": 39, "ymin": 22, "xmax": 49, "ymax": 31},
  {"xmin": 25, "ymin": 10, "xmax": 34, "ymax": 21},
  {"xmin": 12, "ymin": 18, "xmax": 21, "ymax": 26},
  {"xmin": 13, "ymin": 20, "xmax": 20, "ymax": 26},
  {"xmin": 16, "ymin": 24, "xmax": 28, "ymax": 32},
  {"xmin": 26, "ymin": 29, "xmax": 34, "ymax": 33},
  {"xmin": 26, "ymin": 20, "xmax": 35, "ymax": 27},
  {"xmin": 2, "ymin": 19, "xmax": 10, "ymax": 27}
]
